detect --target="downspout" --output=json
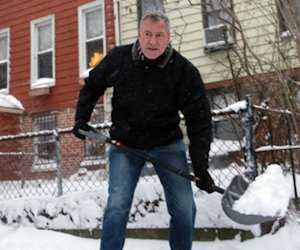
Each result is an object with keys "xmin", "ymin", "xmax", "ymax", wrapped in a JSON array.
[{"xmin": 113, "ymin": 0, "xmax": 120, "ymax": 46}]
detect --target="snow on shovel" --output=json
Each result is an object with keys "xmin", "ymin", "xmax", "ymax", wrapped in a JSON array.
[
  {"xmin": 220, "ymin": 173, "xmax": 286, "ymax": 225},
  {"xmin": 78, "ymin": 128, "xmax": 282, "ymax": 225},
  {"xmin": 231, "ymin": 164, "xmax": 291, "ymax": 219}
]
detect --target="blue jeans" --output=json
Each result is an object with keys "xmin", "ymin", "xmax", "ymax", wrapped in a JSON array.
[{"xmin": 100, "ymin": 140, "xmax": 196, "ymax": 250}]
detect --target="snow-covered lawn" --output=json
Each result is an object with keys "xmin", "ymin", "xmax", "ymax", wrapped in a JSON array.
[
  {"xmin": 1, "ymin": 219, "xmax": 300, "ymax": 250},
  {"xmin": 0, "ymin": 165, "xmax": 294, "ymax": 232}
]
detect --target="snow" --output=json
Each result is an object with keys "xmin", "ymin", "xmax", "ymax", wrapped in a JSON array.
[
  {"xmin": 0, "ymin": 93, "xmax": 24, "ymax": 111},
  {"xmin": 0, "ymin": 164, "xmax": 299, "ymax": 249},
  {"xmin": 210, "ymin": 139, "xmax": 242, "ymax": 156},
  {"xmin": 31, "ymin": 78, "xmax": 54, "ymax": 88},
  {"xmin": 212, "ymin": 100, "xmax": 247, "ymax": 115},
  {"xmin": 1, "ymin": 178, "xmax": 251, "ymax": 231},
  {"xmin": 1, "ymin": 219, "xmax": 300, "ymax": 250},
  {"xmin": 233, "ymin": 164, "xmax": 292, "ymax": 217},
  {"xmin": 0, "ymin": 165, "xmax": 296, "ymax": 231},
  {"xmin": 256, "ymin": 145, "xmax": 300, "ymax": 152}
]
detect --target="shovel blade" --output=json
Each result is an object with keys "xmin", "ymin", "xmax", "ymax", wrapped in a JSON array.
[{"xmin": 221, "ymin": 175, "xmax": 278, "ymax": 225}]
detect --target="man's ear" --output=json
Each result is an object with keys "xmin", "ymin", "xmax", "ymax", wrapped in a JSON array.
[{"xmin": 167, "ymin": 32, "xmax": 171, "ymax": 43}]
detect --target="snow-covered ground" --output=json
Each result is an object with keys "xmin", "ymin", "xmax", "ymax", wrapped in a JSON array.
[{"xmin": 1, "ymin": 218, "xmax": 300, "ymax": 250}]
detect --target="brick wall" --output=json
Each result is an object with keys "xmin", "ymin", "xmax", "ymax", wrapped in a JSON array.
[{"xmin": 0, "ymin": 0, "xmax": 116, "ymax": 115}]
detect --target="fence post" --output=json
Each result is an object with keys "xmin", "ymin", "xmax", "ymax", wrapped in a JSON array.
[
  {"xmin": 54, "ymin": 129, "xmax": 63, "ymax": 196},
  {"xmin": 244, "ymin": 95, "xmax": 258, "ymax": 180},
  {"xmin": 286, "ymin": 116, "xmax": 299, "ymax": 206}
]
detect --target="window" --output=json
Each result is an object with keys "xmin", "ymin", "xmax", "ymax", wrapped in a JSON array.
[
  {"xmin": 296, "ymin": 89, "xmax": 300, "ymax": 110},
  {"xmin": 137, "ymin": 0, "xmax": 164, "ymax": 27},
  {"xmin": 277, "ymin": 0, "xmax": 300, "ymax": 36},
  {"xmin": 81, "ymin": 105, "xmax": 107, "ymax": 168},
  {"xmin": 0, "ymin": 29, "xmax": 9, "ymax": 93},
  {"xmin": 202, "ymin": 0, "xmax": 234, "ymax": 51},
  {"xmin": 208, "ymin": 91, "xmax": 243, "ymax": 141},
  {"xmin": 79, "ymin": 1, "xmax": 105, "ymax": 77},
  {"xmin": 286, "ymin": 77, "xmax": 300, "ymax": 108},
  {"xmin": 31, "ymin": 15, "xmax": 55, "ymax": 89},
  {"xmin": 33, "ymin": 114, "xmax": 57, "ymax": 171}
]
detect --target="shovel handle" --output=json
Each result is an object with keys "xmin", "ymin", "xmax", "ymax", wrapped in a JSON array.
[
  {"xmin": 213, "ymin": 185, "xmax": 225, "ymax": 194},
  {"xmin": 79, "ymin": 128, "xmax": 225, "ymax": 195}
]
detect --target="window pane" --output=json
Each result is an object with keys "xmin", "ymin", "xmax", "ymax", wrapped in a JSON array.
[
  {"xmin": 279, "ymin": 0, "xmax": 300, "ymax": 32},
  {"xmin": 0, "ymin": 63, "xmax": 7, "ymax": 89},
  {"xmin": 34, "ymin": 114, "xmax": 56, "ymax": 162},
  {"xmin": 37, "ymin": 141, "xmax": 56, "ymax": 160},
  {"xmin": 85, "ymin": 106, "xmax": 106, "ymax": 158},
  {"xmin": 38, "ymin": 52, "xmax": 53, "ymax": 78},
  {"xmin": 86, "ymin": 38, "xmax": 103, "ymax": 68},
  {"xmin": 38, "ymin": 23, "xmax": 52, "ymax": 51},
  {"xmin": 212, "ymin": 93, "xmax": 235, "ymax": 109},
  {"xmin": 214, "ymin": 119, "xmax": 243, "ymax": 140},
  {"xmin": 207, "ymin": 14, "xmax": 220, "ymax": 27},
  {"xmin": 296, "ymin": 90, "xmax": 300, "ymax": 108},
  {"xmin": 86, "ymin": 9, "xmax": 103, "ymax": 39},
  {"xmin": 203, "ymin": 0, "xmax": 232, "ymax": 28},
  {"xmin": 0, "ymin": 36, "xmax": 8, "ymax": 61}
]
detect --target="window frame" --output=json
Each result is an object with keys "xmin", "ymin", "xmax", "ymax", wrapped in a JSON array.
[
  {"xmin": 208, "ymin": 90, "xmax": 244, "ymax": 141},
  {"xmin": 80, "ymin": 104, "xmax": 107, "ymax": 168},
  {"xmin": 137, "ymin": 0, "xmax": 164, "ymax": 27},
  {"xmin": 78, "ymin": 0, "xmax": 106, "ymax": 78},
  {"xmin": 0, "ymin": 28, "xmax": 10, "ymax": 94},
  {"xmin": 32, "ymin": 113, "xmax": 57, "ymax": 171},
  {"xmin": 30, "ymin": 15, "xmax": 55, "ymax": 89},
  {"xmin": 277, "ymin": 0, "xmax": 300, "ymax": 37},
  {"xmin": 202, "ymin": 0, "xmax": 235, "ymax": 51}
]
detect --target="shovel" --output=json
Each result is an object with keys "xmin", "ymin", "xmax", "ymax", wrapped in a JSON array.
[
  {"xmin": 223, "ymin": 95, "xmax": 279, "ymax": 225},
  {"xmin": 79, "ymin": 128, "xmax": 279, "ymax": 225}
]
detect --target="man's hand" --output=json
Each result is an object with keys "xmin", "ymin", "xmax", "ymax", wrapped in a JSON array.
[
  {"xmin": 195, "ymin": 169, "xmax": 215, "ymax": 194},
  {"xmin": 72, "ymin": 121, "xmax": 92, "ymax": 140}
]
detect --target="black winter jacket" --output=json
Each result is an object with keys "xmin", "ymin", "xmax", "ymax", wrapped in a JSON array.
[{"xmin": 75, "ymin": 41, "xmax": 212, "ymax": 173}]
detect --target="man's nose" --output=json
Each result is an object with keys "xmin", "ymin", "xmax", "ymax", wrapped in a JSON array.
[{"xmin": 149, "ymin": 35, "xmax": 158, "ymax": 45}]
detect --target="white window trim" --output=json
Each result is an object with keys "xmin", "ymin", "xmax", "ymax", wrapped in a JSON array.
[
  {"xmin": 202, "ymin": 0, "xmax": 235, "ymax": 51},
  {"xmin": 203, "ymin": 23, "xmax": 234, "ymax": 48},
  {"xmin": 0, "ymin": 28, "xmax": 10, "ymax": 94},
  {"xmin": 32, "ymin": 160, "xmax": 57, "ymax": 172},
  {"xmin": 30, "ymin": 15, "xmax": 55, "ymax": 89},
  {"xmin": 78, "ymin": 0, "xmax": 106, "ymax": 78}
]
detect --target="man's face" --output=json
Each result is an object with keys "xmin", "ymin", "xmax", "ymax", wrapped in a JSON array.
[{"xmin": 138, "ymin": 18, "xmax": 170, "ymax": 60}]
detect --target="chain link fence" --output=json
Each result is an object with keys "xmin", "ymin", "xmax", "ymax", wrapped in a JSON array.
[
  {"xmin": 3, "ymin": 96, "xmax": 296, "ymax": 201},
  {"xmin": 0, "ymin": 122, "xmax": 243, "ymax": 200}
]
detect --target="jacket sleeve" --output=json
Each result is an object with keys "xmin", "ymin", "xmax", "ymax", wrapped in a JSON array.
[
  {"xmin": 178, "ymin": 63, "xmax": 213, "ymax": 176},
  {"xmin": 74, "ymin": 51, "xmax": 115, "ymax": 124}
]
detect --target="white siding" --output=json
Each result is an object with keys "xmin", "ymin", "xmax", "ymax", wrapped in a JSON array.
[{"xmin": 119, "ymin": 0, "xmax": 300, "ymax": 84}]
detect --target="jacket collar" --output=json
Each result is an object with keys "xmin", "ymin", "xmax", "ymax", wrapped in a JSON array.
[{"xmin": 132, "ymin": 40, "xmax": 173, "ymax": 69}]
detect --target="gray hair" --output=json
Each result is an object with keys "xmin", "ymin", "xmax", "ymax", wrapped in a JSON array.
[{"xmin": 139, "ymin": 11, "xmax": 170, "ymax": 32}]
